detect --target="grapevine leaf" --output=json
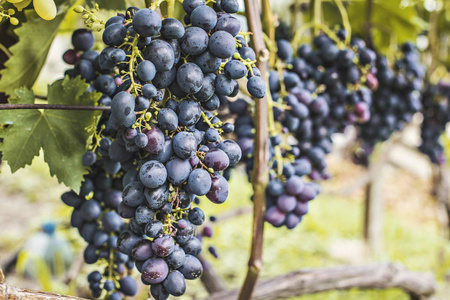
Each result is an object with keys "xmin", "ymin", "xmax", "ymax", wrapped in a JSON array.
[
  {"xmin": 85, "ymin": 0, "xmax": 127, "ymax": 10},
  {"xmin": 9, "ymin": 87, "xmax": 35, "ymax": 104},
  {"xmin": 0, "ymin": 9, "xmax": 66, "ymax": 96},
  {"xmin": 0, "ymin": 76, "xmax": 102, "ymax": 192}
]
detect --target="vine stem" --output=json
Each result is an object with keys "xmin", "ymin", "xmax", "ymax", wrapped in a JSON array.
[
  {"xmin": 167, "ymin": 0, "xmax": 175, "ymax": 18},
  {"xmin": 0, "ymin": 104, "xmax": 110, "ymax": 111},
  {"xmin": 261, "ymin": 0, "xmax": 276, "ymax": 68},
  {"xmin": 312, "ymin": 0, "xmax": 322, "ymax": 36},
  {"xmin": 365, "ymin": 0, "xmax": 373, "ymax": 47},
  {"xmin": 333, "ymin": 0, "xmax": 351, "ymax": 45},
  {"xmin": 238, "ymin": 0, "xmax": 269, "ymax": 299}
]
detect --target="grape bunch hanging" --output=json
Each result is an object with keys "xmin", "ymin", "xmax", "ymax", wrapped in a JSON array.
[{"xmin": 60, "ymin": 0, "xmax": 266, "ymax": 299}]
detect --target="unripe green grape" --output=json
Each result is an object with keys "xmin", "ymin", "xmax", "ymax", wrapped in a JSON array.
[
  {"xmin": 10, "ymin": 17, "xmax": 19, "ymax": 25},
  {"xmin": 34, "ymin": 0, "xmax": 57, "ymax": 20},
  {"xmin": 73, "ymin": 5, "xmax": 84, "ymax": 13}
]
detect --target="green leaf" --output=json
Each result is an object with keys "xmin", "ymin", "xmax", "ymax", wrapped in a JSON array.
[
  {"xmin": 85, "ymin": 0, "xmax": 127, "ymax": 10},
  {"xmin": 323, "ymin": 0, "xmax": 427, "ymax": 54},
  {"xmin": 0, "ymin": 77, "xmax": 102, "ymax": 192},
  {"xmin": 0, "ymin": 9, "xmax": 66, "ymax": 97}
]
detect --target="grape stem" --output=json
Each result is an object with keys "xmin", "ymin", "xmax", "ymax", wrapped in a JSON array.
[
  {"xmin": 333, "ymin": 0, "xmax": 351, "ymax": 45},
  {"xmin": 238, "ymin": 0, "xmax": 269, "ymax": 299},
  {"xmin": 261, "ymin": 0, "xmax": 276, "ymax": 68},
  {"xmin": 167, "ymin": 0, "xmax": 175, "ymax": 18},
  {"xmin": 0, "ymin": 104, "xmax": 110, "ymax": 111},
  {"xmin": 312, "ymin": 0, "xmax": 322, "ymax": 36}
]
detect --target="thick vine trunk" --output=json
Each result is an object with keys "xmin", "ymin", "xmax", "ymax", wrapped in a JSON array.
[{"xmin": 206, "ymin": 263, "xmax": 437, "ymax": 300}]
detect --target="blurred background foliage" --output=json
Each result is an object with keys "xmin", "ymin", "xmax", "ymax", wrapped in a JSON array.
[{"xmin": 1, "ymin": 0, "xmax": 450, "ymax": 299}]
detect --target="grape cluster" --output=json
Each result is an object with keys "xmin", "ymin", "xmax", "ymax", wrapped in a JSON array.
[
  {"xmin": 418, "ymin": 82, "xmax": 450, "ymax": 165},
  {"xmin": 62, "ymin": 1, "xmax": 264, "ymax": 298},
  {"xmin": 354, "ymin": 43, "xmax": 425, "ymax": 165},
  {"xmin": 230, "ymin": 32, "xmax": 375, "ymax": 229},
  {"xmin": 62, "ymin": 172, "xmax": 137, "ymax": 299},
  {"xmin": 62, "ymin": 30, "xmax": 138, "ymax": 300}
]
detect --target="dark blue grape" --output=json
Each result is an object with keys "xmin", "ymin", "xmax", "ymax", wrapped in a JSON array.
[
  {"xmin": 187, "ymin": 168, "xmax": 212, "ymax": 195},
  {"xmin": 166, "ymin": 157, "xmax": 192, "ymax": 185},
  {"xmin": 239, "ymin": 46, "xmax": 256, "ymax": 60},
  {"xmin": 209, "ymin": 31, "xmax": 236, "ymax": 59},
  {"xmin": 277, "ymin": 39, "xmax": 293, "ymax": 60},
  {"xmin": 188, "ymin": 207, "xmax": 205, "ymax": 225},
  {"xmin": 167, "ymin": 245, "xmax": 186, "ymax": 269},
  {"xmin": 157, "ymin": 108, "xmax": 178, "ymax": 131},
  {"xmin": 176, "ymin": 63, "xmax": 204, "ymax": 94},
  {"xmin": 183, "ymin": 0, "xmax": 206, "ymax": 14},
  {"xmin": 132, "ymin": 8, "xmax": 162, "ymax": 37},
  {"xmin": 122, "ymin": 181, "xmax": 145, "ymax": 208},
  {"xmin": 62, "ymin": 191, "xmax": 83, "ymax": 208},
  {"xmin": 206, "ymin": 174, "xmax": 228, "ymax": 203},
  {"xmin": 144, "ymin": 184, "xmax": 169, "ymax": 209},
  {"xmin": 215, "ymin": 74, "xmax": 235, "ymax": 95},
  {"xmin": 118, "ymin": 202, "xmax": 137, "ymax": 219},
  {"xmin": 182, "ymin": 236, "xmax": 202, "ymax": 256},
  {"xmin": 204, "ymin": 148, "xmax": 230, "ymax": 171},
  {"xmin": 93, "ymin": 230, "xmax": 108, "ymax": 247},
  {"xmin": 178, "ymin": 255, "xmax": 203, "ymax": 279},
  {"xmin": 194, "ymin": 50, "xmax": 221, "ymax": 73},
  {"xmin": 142, "ymin": 83, "xmax": 158, "ymax": 98},
  {"xmin": 153, "ymin": 68, "xmax": 177, "ymax": 89},
  {"xmin": 163, "ymin": 270, "xmax": 186, "ymax": 296},
  {"xmin": 152, "ymin": 234, "xmax": 175, "ymax": 257},
  {"xmin": 142, "ymin": 258, "xmax": 169, "ymax": 284},
  {"xmin": 180, "ymin": 27, "xmax": 209, "ymax": 55},
  {"xmin": 145, "ymin": 220, "xmax": 164, "ymax": 238},
  {"xmin": 80, "ymin": 200, "xmax": 102, "ymax": 221},
  {"xmin": 111, "ymin": 91, "xmax": 135, "ymax": 123},
  {"xmin": 150, "ymin": 283, "xmax": 170, "ymax": 300},
  {"xmin": 117, "ymin": 230, "xmax": 142, "ymax": 256},
  {"xmin": 191, "ymin": 5, "xmax": 217, "ymax": 30},
  {"xmin": 215, "ymin": 14, "xmax": 240, "ymax": 36},
  {"xmin": 224, "ymin": 60, "xmax": 247, "ymax": 79},
  {"xmin": 205, "ymin": 128, "xmax": 219, "ymax": 142},
  {"xmin": 221, "ymin": 0, "xmax": 239, "ymax": 13},
  {"xmin": 102, "ymin": 211, "xmax": 123, "ymax": 232},
  {"xmin": 161, "ymin": 18, "xmax": 185, "ymax": 39},
  {"xmin": 131, "ymin": 239, "xmax": 153, "ymax": 261},
  {"xmin": 137, "ymin": 60, "xmax": 156, "ymax": 82},
  {"xmin": 103, "ymin": 23, "xmax": 126, "ymax": 46},
  {"xmin": 202, "ymin": 94, "xmax": 220, "ymax": 111},
  {"xmin": 105, "ymin": 15, "xmax": 124, "ymax": 27},
  {"xmin": 173, "ymin": 131, "xmax": 197, "ymax": 159},
  {"xmin": 74, "ymin": 59, "xmax": 95, "ymax": 81},
  {"xmin": 94, "ymin": 75, "xmax": 116, "ymax": 96},
  {"xmin": 143, "ymin": 40, "xmax": 175, "ymax": 71},
  {"xmin": 84, "ymin": 244, "xmax": 98, "ymax": 264},
  {"xmin": 178, "ymin": 99, "xmax": 201, "ymax": 126},
  {"xmin": 149, "ymin": 138, "xmax": 174, "ymax": 163},
  {"xmin": 247, "ymin": 76, "xmax": 266, "ymax": 98},
  {"xmin": 216, "ymin": 139, "xmax": 242, "ymax": 166},
  {"xmin": 119, "ymin": 276, "xmax": 138, "ymax": 296},
  {"xmin": 139, "ymin": 160, "xmax": 167, "ymax": 188},
  {"xmin": 72, "ymin": 29, "xmax": 94, "ymax": 51}
]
